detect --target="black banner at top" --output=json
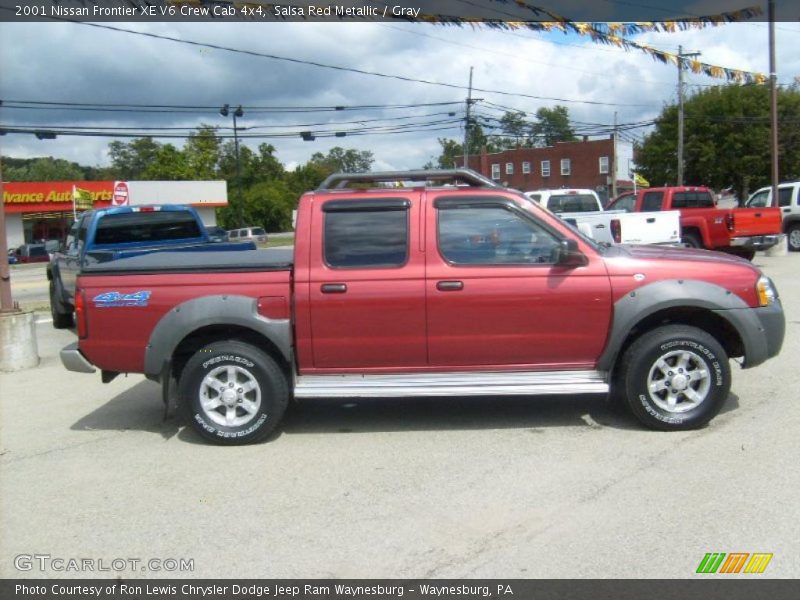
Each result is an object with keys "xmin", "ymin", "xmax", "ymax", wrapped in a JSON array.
[{"xmin": 0, "ymin": 0, "xmax": 797, "ymax": 23}]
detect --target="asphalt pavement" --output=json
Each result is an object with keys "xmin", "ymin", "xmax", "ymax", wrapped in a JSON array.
[{"xmin": 0, "ymin": 252, "xmax": 798, "ymax": 579}]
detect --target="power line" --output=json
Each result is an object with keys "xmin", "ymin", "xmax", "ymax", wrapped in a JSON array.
[
  {"xmin": 0, "ymin": 99, "xmax": 463, "ymax": 114},
  {"xmin": 3, "ymin": 11, "xmax": 653, "ymax": 108}
]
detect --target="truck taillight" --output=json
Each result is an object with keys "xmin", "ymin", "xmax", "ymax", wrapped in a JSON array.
[
  {"xmin": 75, "ymin": 289, "xmax": 88, "ymax": 338},
  {"xmin": 610, "ymin": 219, "xmax": 622, "ymax": 244},
  {"xmin": 725, "ymin": 213, "xmax": 735, "ymax": 231}
]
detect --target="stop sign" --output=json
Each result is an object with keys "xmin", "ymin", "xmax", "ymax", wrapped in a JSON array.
[{"xmin": 112, "ymin": 181, "xmax": 129, "ymax": 206}]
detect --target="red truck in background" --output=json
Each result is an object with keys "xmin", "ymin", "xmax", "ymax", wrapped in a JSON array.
[
  {"xmin": 60, "ymin": 170, "xmax": 785, "ymax": 445},
  {"xmin": 607, "ymin": 186, "xmax": 782, "ymax": 260}
]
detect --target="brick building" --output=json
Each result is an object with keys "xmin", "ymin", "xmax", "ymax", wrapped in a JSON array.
[{"xmin": 458, "ymin": 136, "xmax": 633, "ymax": 201}]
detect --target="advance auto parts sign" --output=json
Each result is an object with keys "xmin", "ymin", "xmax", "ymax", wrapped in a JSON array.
[{"xmin": 2, "ymin": 181, "xmax": 113, "ymax": 212}]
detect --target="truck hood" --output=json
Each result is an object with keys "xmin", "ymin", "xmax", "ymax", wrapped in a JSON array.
[
  {"xmin": 601, "ymin": 244, "xmax": 761, "ymax": 305},
  {"xmin": 606, "ymin": 243, "xmax": 753, "ymax": 267}
]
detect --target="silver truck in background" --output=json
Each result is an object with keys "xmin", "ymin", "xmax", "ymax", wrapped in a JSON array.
[{"xmin": 523, "ymin": 189, "xmax": 681, "ymax": 246}]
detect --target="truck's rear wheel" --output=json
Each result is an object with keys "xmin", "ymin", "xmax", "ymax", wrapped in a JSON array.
[
  {"xmin": 788, "ymin": 224, "xmax": 800, "ymax": 252},
  {"xmin": 49, "ymin": 280, "xmax": 74, "ymax": 329},
  {"xmin": 619, "ymin": 325, "xmax": 730, "ymax": 431},
  {"xmin": 179, "ymin": 340, "xmax": 288, "ymax": 445},
  {"xmin": 680, "ymin": 232, "xmax": 702, "ymax": 248}
]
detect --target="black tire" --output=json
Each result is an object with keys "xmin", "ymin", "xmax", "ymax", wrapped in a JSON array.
[
  {"xmin": 619, "ymin": 325, "xmax": 730, "ymax": 431},
  {"xmin": 179, "ymin": 340, "xmax": 288, "ymax": 445},
  {"xmin": 788, "ymin": 224, "xmax": 800, "ymax": 252},
  {"xmin": 49, "ymin": 280, "xmax": 74, "ymax": 329},
  {"xmin": 681, "ymin": 232, "xmax": 702, "ymax": 248}
]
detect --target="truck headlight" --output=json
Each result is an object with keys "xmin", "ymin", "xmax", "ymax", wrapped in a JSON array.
[{"xmin": 756, "ymin": 276, "xmax": 778, "ymax": 306}]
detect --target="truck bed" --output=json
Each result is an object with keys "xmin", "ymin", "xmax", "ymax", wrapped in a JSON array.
[{"xmin": 82, "ymin": 248, "xmax": 293, "ymax": 274}]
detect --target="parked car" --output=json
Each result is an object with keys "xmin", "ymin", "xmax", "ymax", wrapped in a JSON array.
[
  {"xmin": 228, "ymin": 227, "xmax": 268, "ymax": 243},
  {"xmin": 523, "ymin": 188, "xmax": 680, "ymax": 246},
  {"xmin": 60, "ymin": 169, "xmax": 784, "ymax": 445},
  {"xmin": 746, "ymin": 181, "xmax": 800, "ymax": 251},
  {"xmin": 608, "ymin": 186, "xmax": 782, "ymax": 260},
  {"xmin": 13, "ymin": 243, "xmax": 50, "ymax": 264},
  {"xmin": 48, "ymin": 205, "xmax": 254, "ymax": 329},
  {"xmin": 205, "ymin": 226, "xmax": 229, "ymax": 243}
]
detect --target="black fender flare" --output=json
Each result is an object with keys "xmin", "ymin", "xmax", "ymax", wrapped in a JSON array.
[
  {"xmin": 597, "ymin": 279, "xmax": 765, "ymax": 371},
  {"xmin": 143, "ymin": 295, "xmax": 292, "ymax": 381}
]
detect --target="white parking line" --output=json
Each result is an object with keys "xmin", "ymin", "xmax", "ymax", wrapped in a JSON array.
[{"xmin": 36, "ymin": 317, "xmax": 53, "ymax": 324}]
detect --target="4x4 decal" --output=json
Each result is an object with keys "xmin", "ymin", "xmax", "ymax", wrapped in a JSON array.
[{"xmin": 92, "ymin": 291, "xmax": 152, "ymax": 308}]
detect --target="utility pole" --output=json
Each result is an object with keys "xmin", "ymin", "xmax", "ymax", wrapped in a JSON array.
[
  {"xmin": 677, "ymin": 45, "xmax": 701, "ymax": 186},
  {"xmin": 768, "ymin": 0, "xmax": 779, "ymax": 206},
  {"xmin": 0, "ymin": 158, "xmax": 15, "ymax": 312},
  {"xmin": 612, "ymin": 111, "xmax": 618, "ymax": 199},
  {"xmin": 463, "ymin": 66, "xmax": 473, "ymax": 168}
]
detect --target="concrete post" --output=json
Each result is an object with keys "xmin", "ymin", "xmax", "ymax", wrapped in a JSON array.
[{"xmin": 0, "ymin": 310, "xmax": 39, "ymax": 371}]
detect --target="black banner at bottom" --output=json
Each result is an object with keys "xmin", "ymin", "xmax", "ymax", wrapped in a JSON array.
[{"xmin": 2, "ymin": 580, "xmax": 799, "ymax": 600}]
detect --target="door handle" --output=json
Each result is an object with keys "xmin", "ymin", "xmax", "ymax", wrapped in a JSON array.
[
  {"xmin": 437, "ymin": 280, "xmax": 464, "ymax": 291},
  {"xmin": 594, "ymin": 224, "xmax": 605, "ymax": 229},
  {"xmin": 321, "ymin": 283, "xmax": 347, "ymax": 294},
  {"xmin": 646, "ymin": 217, "xmax": 656, "ymax": 223},
  {"xmin": 784, "ymin": 208, "xmax": 791, "ymax": 213}
]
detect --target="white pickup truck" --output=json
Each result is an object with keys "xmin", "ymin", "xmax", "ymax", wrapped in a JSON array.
[{"xmin": 523, "ymin": 189, "xmax": 681, "ymax": 246}]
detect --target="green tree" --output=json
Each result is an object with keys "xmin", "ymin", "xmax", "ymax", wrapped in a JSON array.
[
  {"xmin": 241, "ymin": 179, "xmax": 297, "ymax": 232},
  {"xmin": 636, "ymin": 85, "xmax": 800, "ymax": 199},
  {"xmin": 183, "ymin": 125, "xmax": 221, "ymax": 179},
  {"xmin": 108, "ymin": 138, "xmax": 162, "ymax": 179},
  {"xmin": 141, "ymin": 144, "xmax": 192, "ymax": 180},
  {"xmin": 1, "ymin": 156, "xmax": 86, "ymax": 181},
  {"xmin": 531, "ymin": 106, "xmax": 577, "ymax": 147},
  {"xmin": 308, "ymin": 146, "xmax": 374, "ymax": 173}
]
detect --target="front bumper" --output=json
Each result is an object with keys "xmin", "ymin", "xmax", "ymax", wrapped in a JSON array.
[
  {"xmin": 730, "ymin": 234, "xmax": 781, "ymax": 250},
  {"xmin": 60, "ymin": 342, "xmax": 96, "ymax": 373},
  {"xmin": 715, "ymin": 300, "xmax": 785, "ymax": 369}
]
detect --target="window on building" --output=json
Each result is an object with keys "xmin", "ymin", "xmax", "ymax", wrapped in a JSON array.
[
  {"xmin": 599, "ymin": 156, "xmax": 610, "ymax": 174},
  {"xmin": 541, "ymin": 160, "xmax": 551, "ymax": 177},
  {"xmin": 505, "ymin": 162, "xmax": 514, "ymax": 175},
  {"xmin": 522, "ymin": 161, "xmax": 531, "ymax": 174},
  {"xmin": 323, "ymin": 201, "xmax": 409, "ymax": 268},
  {"xmin": 491, "ymin": 164, "xmax": 501, "ymax": 180},
  {"xmin": 561, "ymin": 158, "xmax": 571, "ymax": 176}
]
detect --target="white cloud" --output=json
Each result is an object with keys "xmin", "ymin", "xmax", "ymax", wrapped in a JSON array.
[{"xmin": 0, "ymin": 20, "xmax": 797, "ymax": 172}]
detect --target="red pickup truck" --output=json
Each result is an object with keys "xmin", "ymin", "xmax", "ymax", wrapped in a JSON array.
[
  {"xmin": 608, "ymin": 186, "xmax": 782, "ymax": 260},
  {"xmin": 60, "ymin": 170, "xmax": 785, "ymax": 444}
]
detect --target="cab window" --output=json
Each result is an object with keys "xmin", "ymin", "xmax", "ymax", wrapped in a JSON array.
[{"xmin": 437, "ymin": 204, "xmax": 559, "ymax": 265}]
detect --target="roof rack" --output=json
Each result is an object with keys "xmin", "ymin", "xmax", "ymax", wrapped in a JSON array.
[{"xmin": 316, "ymin": 168, "xmax": 500, "ymax": 191}]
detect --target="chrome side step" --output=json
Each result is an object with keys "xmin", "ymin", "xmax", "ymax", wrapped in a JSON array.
[{"xmin": 294, "ymin": 370, "xmax": 608, "ymax": 398}]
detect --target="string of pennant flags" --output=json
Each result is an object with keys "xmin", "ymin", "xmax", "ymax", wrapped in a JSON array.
[
  {"xmin": 171, "ymin": 1, "xmax": 768, "ymax": 84},
  {"xmin": 417, "ymin": 1, "xmax": 768, "ymax": 84}
]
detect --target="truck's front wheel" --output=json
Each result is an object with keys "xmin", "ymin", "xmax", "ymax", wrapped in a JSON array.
[
  {"xmin": 179, "ymin": 340, "xmax": 288, "ymax": 445},
  {"xmin": 619, "ymin": 325, "xmax": 730, "ymax": 431}
]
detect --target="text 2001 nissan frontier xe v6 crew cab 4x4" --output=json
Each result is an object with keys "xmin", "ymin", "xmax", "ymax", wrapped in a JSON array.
[{"xmin": 60, "ymin": 170, "xmax": 785, "ymax": 444}]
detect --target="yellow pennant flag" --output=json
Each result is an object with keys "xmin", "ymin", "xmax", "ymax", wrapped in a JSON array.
[{"xmin": 72, "ymin": 186, "xmax": 94, "ymax": 211}]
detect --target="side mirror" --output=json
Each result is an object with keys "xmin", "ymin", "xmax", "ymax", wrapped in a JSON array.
[{"xmin": 552, "ymin": 238, "xmax": 588, "ymax": 267}]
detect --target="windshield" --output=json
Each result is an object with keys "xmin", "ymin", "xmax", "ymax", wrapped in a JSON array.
[
  {"xmin": 251, "ymin": 228, "xmax": 266, "ymax": 236},
  {"xmin": 513, "ymin": 192, "xmax": 602, "ymax": 252}
]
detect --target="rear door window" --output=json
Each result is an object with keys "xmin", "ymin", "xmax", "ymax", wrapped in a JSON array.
[
  {"xmin": 642, "ymin": 192, "xmax": 664, "ymax": 211},
  {"xmin": 323, "ymin": 199, "xmax": 409, "ymax": 268}
]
